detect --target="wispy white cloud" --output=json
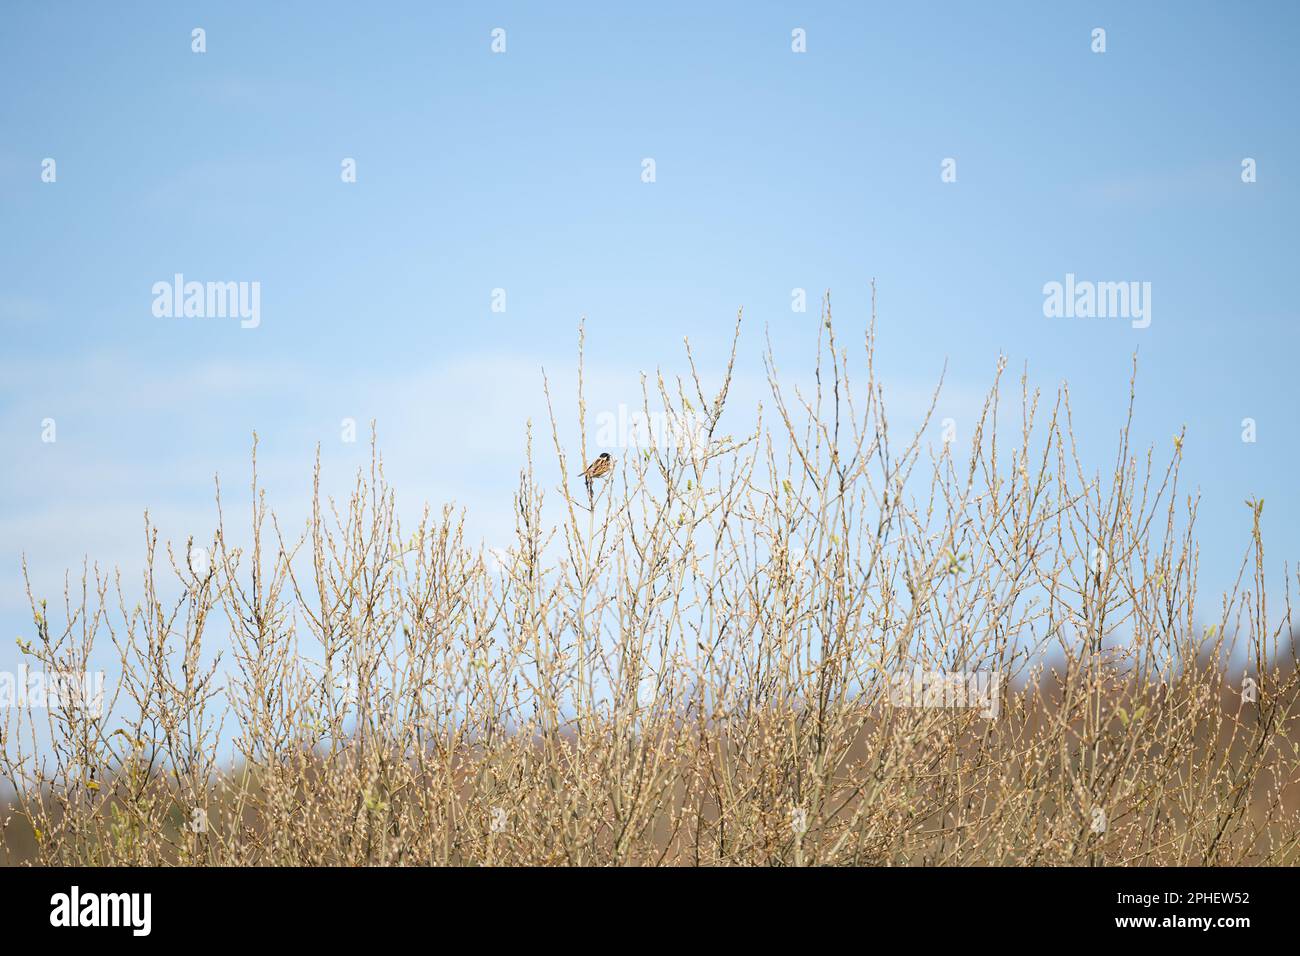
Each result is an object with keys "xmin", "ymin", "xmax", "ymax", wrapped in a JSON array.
[
  {"xmin": 0, "ymin": 294, "xmax": 50, "ymax": 328},
  {"xmin": 1084, "ymin": 161, "xmax": 1240, "ymax": 208}
]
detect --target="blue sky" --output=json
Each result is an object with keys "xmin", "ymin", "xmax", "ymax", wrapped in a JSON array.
[{"xmin": 1, "ymin": 1, "xmax": 1298, "ymax": 677}]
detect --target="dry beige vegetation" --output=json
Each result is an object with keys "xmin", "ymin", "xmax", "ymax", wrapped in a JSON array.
[{"xmin": 4, "ymin": 294, "xmax": 1299, "ymax": 866}]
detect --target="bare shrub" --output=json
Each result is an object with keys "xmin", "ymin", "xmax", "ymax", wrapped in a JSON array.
[{"xmin": 4, "ymin": 291, "xmax": 1298, "ymax": 865}]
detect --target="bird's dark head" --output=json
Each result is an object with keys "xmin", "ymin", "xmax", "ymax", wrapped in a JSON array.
[{"xmin": 598, "ymin": 453, "xmax": 612, "ymax": 462}]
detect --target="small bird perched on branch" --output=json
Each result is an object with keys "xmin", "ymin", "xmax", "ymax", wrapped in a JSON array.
[{"xmin": 578, "ymin": 452, "xmax": 615, "ymax": 496}]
